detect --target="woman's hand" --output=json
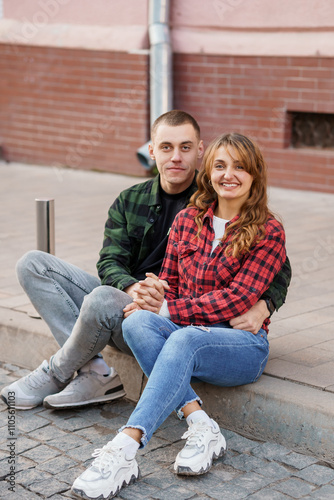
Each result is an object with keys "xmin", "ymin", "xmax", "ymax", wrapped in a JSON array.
[
  {"xmin": 134, "ymin": 273, "xmax": 170, "ymax": 312},
  {"xmin": 123, "ymin": 301, "xmax": 141, "ymax": 318},
  {"xmin": 123, "ymin": 273, "xmax": 170, "ymax": 317}
]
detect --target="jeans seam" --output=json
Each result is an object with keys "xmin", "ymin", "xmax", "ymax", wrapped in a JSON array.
[{"xmin": 41, "ymin": 266, "xmax": 95, "ymax": 294}]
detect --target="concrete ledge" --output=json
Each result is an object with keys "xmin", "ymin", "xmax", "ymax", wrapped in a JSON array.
[
  {"xmin": 1, "ymin": 307, "xmax": 334, "ymax": 464},
  {"xmin": 196, "ymin": 377, "xmax": 334, "ymax": 465}
]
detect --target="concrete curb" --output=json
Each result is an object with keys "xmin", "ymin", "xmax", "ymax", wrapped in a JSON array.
[{"xmin": 1, "ymin": 308, "xmax": 334, "ymax": 465}]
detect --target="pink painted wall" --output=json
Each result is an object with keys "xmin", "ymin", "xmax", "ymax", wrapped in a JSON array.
[
  {"xmin": 2, "ymin": 0, "xmax": 334, "ymax": 56},
  {"xmin": 4, "ymin": 0, "xmax": 334, "ymax": 29},
  {"xmin": 171, "ymin": 0, "xmax": 334, "ymax": 29},
  {"xmin": 3, "ymin": 0, "xmax": 147, "ymax": 26}
]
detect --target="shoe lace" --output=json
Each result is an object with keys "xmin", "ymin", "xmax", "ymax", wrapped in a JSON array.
[
  {"xmin": 181, "ymin": 421, "xmax": 208, "ymax": 447},
  {"xmin": 26, "ymin": 366, "xmax": 50, "ymax": 389},
  {"xmin": 91, "ymin": 444, "xmax": 122, "ymax": 473}
]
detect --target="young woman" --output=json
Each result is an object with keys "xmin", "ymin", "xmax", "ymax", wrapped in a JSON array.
[{"xmin": 72, "ymin": 133, "xmax": 286, "ymax": 500}]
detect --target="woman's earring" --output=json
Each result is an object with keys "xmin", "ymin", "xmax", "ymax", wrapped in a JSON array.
[{"xmin": 208, "ymin": 179, "xmax": 212, "ymax": 185}]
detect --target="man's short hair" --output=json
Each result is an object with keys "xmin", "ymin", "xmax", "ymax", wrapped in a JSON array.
[{"xmin": 151, "ymin": 110, "xmax": 201, "ymax": 141}]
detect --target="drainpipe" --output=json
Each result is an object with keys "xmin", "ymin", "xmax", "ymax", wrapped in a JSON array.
[{"xmin": 137, "ymin": 0, "xmax": 173, "ymax": 169}]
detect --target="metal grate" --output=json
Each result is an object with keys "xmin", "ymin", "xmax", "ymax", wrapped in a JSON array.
[{"xmin": 290, "ymin": 112, "xmax": 334, "ymax": 149}]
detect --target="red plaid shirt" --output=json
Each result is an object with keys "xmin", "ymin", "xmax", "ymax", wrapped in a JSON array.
[{"xmin": 159, "ymin": 203, "xmax": 286, "ymax": 333}]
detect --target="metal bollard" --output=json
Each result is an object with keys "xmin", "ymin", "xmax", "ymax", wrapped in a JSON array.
[{"xmin": 35, "ymin": 198, "xmax": 55, "ymax": 255}]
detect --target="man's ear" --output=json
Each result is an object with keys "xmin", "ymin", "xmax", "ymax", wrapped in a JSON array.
[
  {"xmin": 198, "ymin": 140, "xmax": 204, "ymax": 159},
  {"xmin": 148, "ymin": 142, "xmax": 155, "ymax": 159}
]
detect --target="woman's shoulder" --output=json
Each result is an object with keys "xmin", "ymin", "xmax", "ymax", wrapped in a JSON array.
[
  {"xmin": 264, "ymin": 216, "xmax": 285, "ymax": 237},
  {"xmin": 174, "ymin": 206, "xmax": 199, "ymax": 222}
]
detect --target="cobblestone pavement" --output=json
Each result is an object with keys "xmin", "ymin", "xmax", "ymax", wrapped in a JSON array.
[{"xmin": 1, "ymin": 363, "xmax": 334, "ymax": 500}]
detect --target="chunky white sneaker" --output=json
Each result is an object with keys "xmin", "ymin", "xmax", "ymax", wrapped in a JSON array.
[
  {"xmin": 43, "ymin": 367, "xmax": 125, "ymax": 409},
  {"xmin": 0, "ymin": 360, "xmax": 66, "ymax": 410},
  {"xmin": 174, "ymin": 419, "xmax": 226, "ymax": 475},
  {"xmin": 71, "ymin": 441, "xmax": 139, "ymax": 499}
]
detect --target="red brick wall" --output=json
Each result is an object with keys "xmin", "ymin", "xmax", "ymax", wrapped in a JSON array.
[
  {"xmin": 174, "ymin": 54, "xmax": 334, "ymax": 193},
  {"xmin": 0, "ymin": 44, "xmax": 150, "ymax": 176},
  {"xmin": 1, "ymin": 45, "xmax": 334, "ymax": 192}
]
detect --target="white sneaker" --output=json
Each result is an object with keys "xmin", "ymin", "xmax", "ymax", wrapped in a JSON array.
[
  {"xmin": 174, "ymin": 419, "xmax": 226, "ymax": 475},
  {"xmin": 0, "ymin": 360, "xmax": 66, "ymax": 410},
  {"xmin": 43, "ymin": 367, "xmax": 125, "ymax": 409},
  {"xmin": 71, "ymin": 441, "xmax": 139, "ymax": 499}
]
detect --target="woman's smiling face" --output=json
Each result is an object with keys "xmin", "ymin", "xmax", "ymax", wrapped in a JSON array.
[{"xmin": 210, "ymin": 145, "xmax": 253, "ymax": 208}]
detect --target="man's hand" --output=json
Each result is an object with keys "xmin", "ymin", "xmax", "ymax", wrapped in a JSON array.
[
  {"xmin": 123, "ymin": 273, "xmax": 170, "ymax": 318},
  {"xmin": 133, "ymin": 273, "xmax": 169, "ymax": 313},
  {"xmin": 124, "ymin": 283, "xmax": 138, "ymax": 301},
  {"xmin": 229, "ymin": 300, "xmax": 270, "ymax": 334}
]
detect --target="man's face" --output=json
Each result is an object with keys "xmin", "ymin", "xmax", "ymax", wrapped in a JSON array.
[{"xmin": 149, "ymin": 123, "xmax": 204, "ymax": 194}]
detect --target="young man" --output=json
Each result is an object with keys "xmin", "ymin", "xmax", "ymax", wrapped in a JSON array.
[{"xmin": 1, "ymin": 110, "xmax": 291, "ymax": 410}]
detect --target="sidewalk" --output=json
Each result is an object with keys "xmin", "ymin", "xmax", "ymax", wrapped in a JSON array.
[{"xmin": 1, "ymin": 162, "xmax": 334, "ymax": 464}]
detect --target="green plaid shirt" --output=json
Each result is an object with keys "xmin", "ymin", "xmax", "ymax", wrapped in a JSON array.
[{"xmin": 96, "ymin": 174, "xmax": 291, "ymax": 311}]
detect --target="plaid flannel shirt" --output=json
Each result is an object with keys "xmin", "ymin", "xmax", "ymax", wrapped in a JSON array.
[
  {"xmin": 97, "ymin": 174, "xmax": 198, "ymax": 290},
  {"xmin": 160, "ymin": 203, "xmax": 286, "ymax": 333}
]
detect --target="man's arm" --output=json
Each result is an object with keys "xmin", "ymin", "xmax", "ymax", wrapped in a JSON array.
[
  {"xmin": 261, "ymin": 255, "xmax": 292, "ymax": 311},
  {"xmin": 230, "ymin": 256, "xmax": 292, "ymax": 333},
  {"xmin": 96, "ymin": 193, "xmax": 139, "ymax": 291}
]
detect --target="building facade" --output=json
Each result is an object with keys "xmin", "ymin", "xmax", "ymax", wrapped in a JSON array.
[{"xmin": 0, "ymin": 0, "xmax": 334, "ymax": 192}]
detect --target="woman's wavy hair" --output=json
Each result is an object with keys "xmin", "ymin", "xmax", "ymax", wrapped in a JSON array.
[{"xmin": 189, "ymin": 132, "xmax": 276, "ymax": 258}]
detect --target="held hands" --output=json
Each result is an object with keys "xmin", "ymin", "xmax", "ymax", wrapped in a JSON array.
[
  {"xmin": 229, "ymin": 299, "xmax": 270, "ymax": 335},
  {"xmin": 123, "ymin": 273, "xmax": 170, "ymax": 318}
]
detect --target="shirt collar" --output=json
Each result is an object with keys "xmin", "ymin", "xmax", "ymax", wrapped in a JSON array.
[
  {"xmin": 203, "ymin": 201, "xmax": 240, "ymax": 227},
  {"xmin": 149, "ymin": 172, "xmax": 198, "ymax": 207}
]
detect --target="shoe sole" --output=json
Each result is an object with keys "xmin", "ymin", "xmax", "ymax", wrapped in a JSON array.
[
  {"xmin": 71, "ymin": 470, "xmax": 139, "ymax": 500},
  {"xmin": 1, "ymin": 394, "xmax": 41, "ymax": 410},
  {"xmin": 175, "ymin": 445, "xmax": 227, "ymax": 476},
  {"xmin": 43, "ymin": 387, "xmax": 126, "ymax": 410}
]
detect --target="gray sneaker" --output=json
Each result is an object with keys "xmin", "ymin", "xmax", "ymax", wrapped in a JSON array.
[
  {"xmin": 43, "ymin": 366, "xmax": 125, "ymax": 409},
  {"xmin": 0, "ymin": 360, "xmax": 66, "ymax": 410}
]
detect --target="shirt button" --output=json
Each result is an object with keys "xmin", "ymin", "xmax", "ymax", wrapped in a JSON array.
[{"xmin": 149, "ymin": 218, "xmax": 155, "ymax": 223}]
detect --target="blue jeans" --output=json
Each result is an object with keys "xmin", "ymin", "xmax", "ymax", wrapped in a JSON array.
[
  {"xmin": 16, "ymin": 250, "xmax": 133, "ymax": 382},
  {"xmin": 122, "ymin": 310, "xmax": 269, "ymax": 447}
]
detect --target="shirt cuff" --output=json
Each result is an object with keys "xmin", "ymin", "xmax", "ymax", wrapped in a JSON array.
[{"xmin": 159, "ymin": 299, "xmax": 171, "ymax": 319}]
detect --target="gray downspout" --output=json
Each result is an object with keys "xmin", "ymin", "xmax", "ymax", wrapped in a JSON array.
[{"xmin": 137, "ymin": 0, "xmax": 173, "ymax": 169}]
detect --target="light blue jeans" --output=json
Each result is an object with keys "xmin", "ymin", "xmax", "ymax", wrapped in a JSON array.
[
  {"xmin": 16, "ymin": 250, "xmax": 133, "ymax": 382},
  {"xmin": 122, "ymin": 310, "xmax": 269, "ymax": 447}
]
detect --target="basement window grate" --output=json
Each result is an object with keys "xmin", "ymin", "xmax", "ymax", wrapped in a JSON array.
[{"xmin": 289, "ymin": 111, "xmax": 334, "ymax": 149}]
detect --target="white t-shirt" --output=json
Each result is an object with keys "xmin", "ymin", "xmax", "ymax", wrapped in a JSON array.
[{"xmin": 211, "ymin": 215, "xmax": 229, "ymax": 254}]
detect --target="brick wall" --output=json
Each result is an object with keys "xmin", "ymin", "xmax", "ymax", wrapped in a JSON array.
[
  {"xmin": 0, "ymin": 44, "xmax": 150, "ymax": 176},
  {"xmin": 174, "ymin": 54, "xmax": 334, "ymax": 193},
  {"xmin": 1, "ymin": 46, "xmax": 334, "ymax": 192}
]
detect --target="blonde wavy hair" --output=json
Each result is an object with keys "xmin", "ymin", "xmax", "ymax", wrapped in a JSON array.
[{"xmin": 189, "ymin": 133, "xmax": 276, "ymax": 258}]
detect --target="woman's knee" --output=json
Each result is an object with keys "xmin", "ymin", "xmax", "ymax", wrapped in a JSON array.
[{"xmin": 122, "ymin": 310, "xmax": 153, "ymax": 344}]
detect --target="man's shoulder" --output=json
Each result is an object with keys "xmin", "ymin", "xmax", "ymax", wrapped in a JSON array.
[
  {"xmin": 121, "ymin": 176, "xmax": 159, "ymax": 197},
  {"xmin": 111, "ymin": 176, "xmax": 158, "ymax": 210}
]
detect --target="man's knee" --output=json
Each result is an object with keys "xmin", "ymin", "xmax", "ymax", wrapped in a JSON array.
[
  {"xmin": 16, "ymin": 250, "xmax": 46, "ymax": 284},
  {"xmin": 80, "ymin": 286, "xmax": 126, "ymax": 323}
]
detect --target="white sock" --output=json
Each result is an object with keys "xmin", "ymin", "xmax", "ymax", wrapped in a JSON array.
[
  {"xmin": 80, "ymin": 357, "xmax": 110, "ymax": 376},
  {"xmin": 111, "ymin": 432, "xmax": 140, "ymax": 459},
  {"xmin": 186, "ymin": 410, "xmax": 214, "ymax": 428}
]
